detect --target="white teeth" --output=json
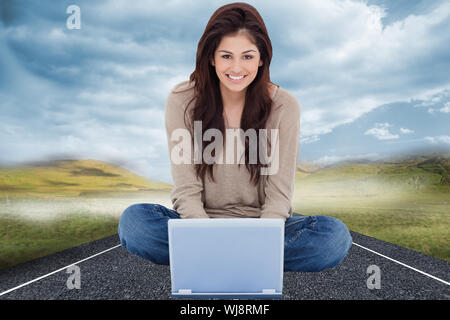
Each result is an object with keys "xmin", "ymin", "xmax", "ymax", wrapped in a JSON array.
[{"xmin": 227, "ymin": 74, "xmax": 245, "ymax": 80}]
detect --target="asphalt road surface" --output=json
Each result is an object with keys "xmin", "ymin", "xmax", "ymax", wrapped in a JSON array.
[{"xmin": 0, "ymin": 230, "xmax": 449, "ymax": 300}]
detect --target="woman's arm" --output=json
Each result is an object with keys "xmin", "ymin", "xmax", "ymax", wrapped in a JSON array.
[
  {"xmin": 165, "ymin": 90, "xmax": 209, "ymax": 219},
  {"xmin": 260, "ymin": 96, "xmax": 300, "ymax": 221}
]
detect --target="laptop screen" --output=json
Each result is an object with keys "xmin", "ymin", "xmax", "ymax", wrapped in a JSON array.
[{"xmin": 168, "ymin": 218, "xmax": 284, "ymax": 296}]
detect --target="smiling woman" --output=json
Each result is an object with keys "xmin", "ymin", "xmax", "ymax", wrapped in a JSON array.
[
  {"xmin": 118, "ymin": 2, "xmax": 352, "ymax": 273},
  {"xmin": 190, "ymin": 3, "xmax": 276, "ymax": 186}
]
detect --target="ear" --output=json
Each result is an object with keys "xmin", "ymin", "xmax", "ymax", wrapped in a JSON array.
[
  {"xmin": 211, "ymin": 58, "xmax": 215, "ymax": 67},
  {"xmin": 259, "ymin": 59, "xmax": 263, "ymax": 67}
]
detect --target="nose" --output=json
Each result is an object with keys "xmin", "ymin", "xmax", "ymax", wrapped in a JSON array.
[{"xmin": 230, "ymin": 59, "xmax": 244, "ymax": 74}]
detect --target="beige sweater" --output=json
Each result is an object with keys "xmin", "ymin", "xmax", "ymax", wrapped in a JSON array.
[{"xmin": 164, "ymin": 80, "xmax": 300, "ymax": 221}]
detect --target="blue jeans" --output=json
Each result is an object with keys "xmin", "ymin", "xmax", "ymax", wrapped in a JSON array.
[{"xmin": 118, "ymin": 203, "xmax": 352, "ymax": 272}]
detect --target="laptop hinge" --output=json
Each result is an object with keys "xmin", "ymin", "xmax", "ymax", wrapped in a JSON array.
[
  {"xmin": 178, "ymin": 289, "xmax": 192, "ymax": 294},
  {"xmin": 262, "ymin": 289, "xmax": 276, "ymax": 294}
]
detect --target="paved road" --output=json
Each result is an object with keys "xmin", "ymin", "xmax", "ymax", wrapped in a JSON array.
[{"xmin": 0, "ymin": 230, "xmax": 449, "ymax": 300}]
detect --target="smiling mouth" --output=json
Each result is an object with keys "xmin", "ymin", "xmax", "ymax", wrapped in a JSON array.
[{"xmin": 226, "ymin": 74, "xmax": 247, "ymax": 80}]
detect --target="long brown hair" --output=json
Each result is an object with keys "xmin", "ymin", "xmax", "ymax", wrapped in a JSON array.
[{"xmin": 186, "ymin": 2, "xmax": 274, "ymax": 186}]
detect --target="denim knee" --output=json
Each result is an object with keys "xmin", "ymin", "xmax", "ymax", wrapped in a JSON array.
[
  {"xmin": 118, "ymin": 203, "xmax": 158, "ymax": 246},
  {"xmin": 117, "ymin": 203, "xmax": 171, "ymax": 265},
  {"xmin": 314, "ymin": 216, "xmax": 352, "ymax": 271}
]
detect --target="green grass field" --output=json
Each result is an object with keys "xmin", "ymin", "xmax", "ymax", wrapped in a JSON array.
[
  {"xmin": 0, "ymin": 192, "xmax": 173, "ymax": 270},
  {"xmin": 292, "ymin": 191, "xmax": 449, "ymax": 262},
  {"xmin": 0, "ymin": 155, "xmax": 448, "ymax": 270},
  {"xmin": 293, "ymin": 154, "xmax": 450, "ymax": 262},
  {"xmin": 0, "ymin": 209, "xmax": 118, "ymax": 270},
  {"xmin": 0, "ymin": 159, "xmax": 173, "ymax": 270}
]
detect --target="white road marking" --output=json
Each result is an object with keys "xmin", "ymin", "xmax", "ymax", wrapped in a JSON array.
[
  {"xmin": 0, "ymin": 244, "xmax": 122, "ymax": 297},
  {"xmin": 352, "ymin": 242, "xmax": 450, "ymax": 286}
]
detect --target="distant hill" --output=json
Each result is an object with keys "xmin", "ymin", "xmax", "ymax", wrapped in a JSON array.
[
  {"xmin": 0, "ymin": 159, "xmax": 173, "ymax": 197},
  {"xmin": 296, "ymin": 162, "xmax": 324, "ymax": 178},
  {"xmin": 1, "ymin": 154, "xmax": 448, "ymax": 198},
  {"xmin": 296, "ymin": 153, "xmax": 450, "ymax": 195}
]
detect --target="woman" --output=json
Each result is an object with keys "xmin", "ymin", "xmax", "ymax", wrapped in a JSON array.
[{"xmin": 118, "ymin": 2, "xmax": 352, "ymax": 272}]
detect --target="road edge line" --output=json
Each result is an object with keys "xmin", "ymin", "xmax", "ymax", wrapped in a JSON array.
[
  {"xmin": 352, "ymin": 242, "xmax": 449, "ymax": 286},
  {"xmin": 0, "ymin": 244, "xmax": 122, "ymax": 297}
]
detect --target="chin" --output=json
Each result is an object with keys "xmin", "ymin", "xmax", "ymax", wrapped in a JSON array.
[{"xmin": 224, "ymin": 84, "xmax": 248, "ymax": 93}]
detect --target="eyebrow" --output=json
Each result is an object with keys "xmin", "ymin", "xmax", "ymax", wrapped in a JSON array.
[{"xmin": 218, "ymin": 50, "xmax": 257, "ymax": 54}]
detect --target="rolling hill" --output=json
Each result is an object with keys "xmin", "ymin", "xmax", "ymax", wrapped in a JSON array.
[
  {"xmin": 1, "ymin": 153, "xmax": 448, "ymax": 198},
  {"xmin": 296, "ymin": 153, "xmax": 450, "ymax": 195},
  {"xmin": 0, "ymin": 159, "xmax": 173, "ymax": 198}
]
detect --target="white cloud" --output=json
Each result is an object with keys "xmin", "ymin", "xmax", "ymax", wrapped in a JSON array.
[
  {"xmin": 364, "ymin": 122, "xmax": 399, "ymax": 140},
  {"xmin": 414, "ymin": 96, "xmax": 442, "ymax": 107},
  {"xmin": 424, "ymin": 135, "xmax": 450, "ymax": 145},
  {"xmin": 413, "ymin": 89, "xmax": 450, "ymax": 109},
  {"xmin": 425, "ymin": 102, "xmax": 450, "ymax": 114},
  {"xmin": 271, "ymin": 0, "xmax": 450, "ymax": 137},
  {"xmin": 301, "ymin": 135, "xmax": 320, "ymax": 144},
  {"xmin": 399, "ymin": 127, "xmax": 414, "ymax": 134},
  {"xmin": 312, "ymin": 152, "xmax": 383, "ymax": 166},
  {"xmin": 439, "ymin": 103, "xmax": 450, "ymax": 113}
]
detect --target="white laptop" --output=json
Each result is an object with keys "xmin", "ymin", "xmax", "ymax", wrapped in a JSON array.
[{"xmin": 168, "ymin": 218, "xmax": 284, "ymax": 299}]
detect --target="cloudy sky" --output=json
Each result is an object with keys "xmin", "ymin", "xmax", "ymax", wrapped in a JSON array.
[{"xmin": 1, "ymin": 0, "xmax": 449, "ymax": 184}]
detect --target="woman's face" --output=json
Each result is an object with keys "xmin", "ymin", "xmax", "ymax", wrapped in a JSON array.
[{"xmin": 211, "ymin": 32, "xmax": 263, "ymax": 94}]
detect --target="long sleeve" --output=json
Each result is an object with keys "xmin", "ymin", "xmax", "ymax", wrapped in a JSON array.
[
  {"xmin": 165, "ymin": 89, "xmax": 209, "ymax": 219},
  {"xmin": 260, "ymin": 95, "xmax": 300, "ymax": 221}
]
